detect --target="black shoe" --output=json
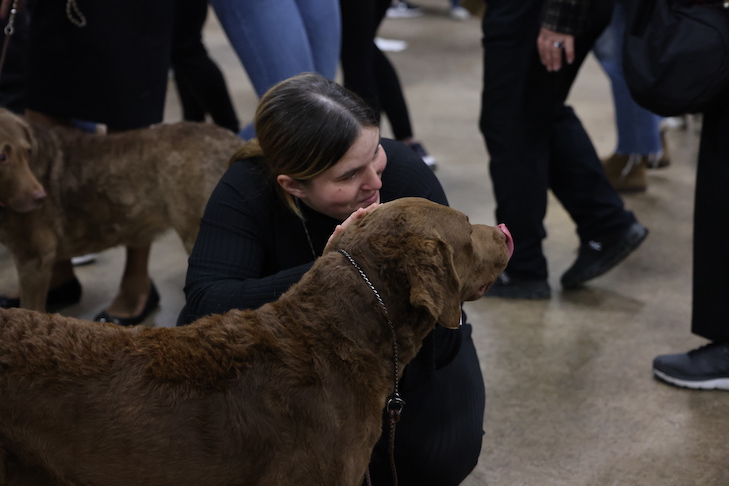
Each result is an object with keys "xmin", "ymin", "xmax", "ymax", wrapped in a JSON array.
[
  {"xmin": 94, "ymin": 282, "xmax": 160, "ymax": 326},
  {"xmin": 484, "ymin": 272, "xmax": 551, "ymax": 299},
  {"xmin": 561, "ymin": 222, "xmax": 648, "ymax": 289},
  {"xmin": 653, "ymin": 342, "xmax": 729, "ymax": 390},
  {"xmin": 0, "ymin": 277, "xmax": 82, "ymax": 312}
]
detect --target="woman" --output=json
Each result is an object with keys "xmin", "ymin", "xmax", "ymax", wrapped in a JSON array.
[{"xmin": 178, "ymin": 73, "xmax": 484, "ymax": 485}]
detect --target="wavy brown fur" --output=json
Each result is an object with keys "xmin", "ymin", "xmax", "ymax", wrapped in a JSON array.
[
  {"xmin": 0, "ymin": 108, "xmax": 245, "ymax": 311},
  {"xmin": 0, "ymin": 198, "xmax": 509, "ymax": 486}
]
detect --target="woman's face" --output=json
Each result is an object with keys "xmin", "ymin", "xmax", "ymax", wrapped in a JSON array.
[{"xmin": 295, "ymin": 127, "xmax": 386, "ymax": 221}]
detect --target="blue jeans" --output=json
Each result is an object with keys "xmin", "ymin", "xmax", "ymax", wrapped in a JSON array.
[
  {"xmin": 210, "ymin": 0, "xmax": 341, "ymax": 139},
  {"xmin": 592, "ymin": 0, "xmax": 662, "ymax": 155}
]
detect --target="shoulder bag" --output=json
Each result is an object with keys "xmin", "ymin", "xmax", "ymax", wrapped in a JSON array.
[{"xmin": 623, "ymin": 0, "xmax": 729, "ymax": 116}]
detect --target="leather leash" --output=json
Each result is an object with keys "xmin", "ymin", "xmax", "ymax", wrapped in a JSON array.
[{"xmin": 339, "ymin": 249, "xmax": 405, "ymax": 486}]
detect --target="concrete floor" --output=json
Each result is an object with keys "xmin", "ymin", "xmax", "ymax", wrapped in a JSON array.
[{"xmin": 2, "ymin": 2, "xmax": 728, "ymax": 484}]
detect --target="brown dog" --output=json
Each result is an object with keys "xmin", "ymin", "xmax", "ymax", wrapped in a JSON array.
[
  {"xmin": 0, "ymin": 109, "xmax": 245, "ymax": 311},
  {"xmin": 0, "ymin": 198, "xmax": 511, "ymax": 486}
]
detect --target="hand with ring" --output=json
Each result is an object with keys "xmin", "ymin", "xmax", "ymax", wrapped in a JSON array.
[{"xmin": 537, "ymin": 27, "xmax": 575, "ymax": 72}]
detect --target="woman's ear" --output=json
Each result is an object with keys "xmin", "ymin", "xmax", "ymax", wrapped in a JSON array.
[{"xmin": 277, "ymin": 174, "xmax": 306, "ymax": 199}]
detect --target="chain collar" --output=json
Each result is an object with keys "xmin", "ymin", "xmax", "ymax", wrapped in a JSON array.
[{"xmin": 338, "ymin": 249, "xmax": 404, "ymax": 413}]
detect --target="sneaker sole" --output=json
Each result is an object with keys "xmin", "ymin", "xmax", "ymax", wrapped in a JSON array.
[
  {"xmin": 653, "ymin": 369, "xmax": 729, "ymax": 390},
  {"xmin": 71, "ymin": 254, "xmax": 97, "ymax": 266},
  {"xmin": 561, "ymin": 223, "xmax": 649, "ymax": 289}
]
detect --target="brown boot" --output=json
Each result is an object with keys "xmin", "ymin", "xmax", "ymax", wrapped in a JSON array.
[
  {"xmin": 647, "ymin": 131, "xmax": 671, "ymax": 169},
  {"xmin": 602, "ymin": 153, "xmax": 647, "ymax": 193}
]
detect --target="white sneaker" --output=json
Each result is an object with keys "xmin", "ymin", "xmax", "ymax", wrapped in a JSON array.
[
  {"xmin": 375, "ymin": 37, "xmax": 408, "ymax": 52},
  {"xmin": 386, "ymin": 1, "xmax": 423, "ymax": 18},
  {"xmin": 450, "ymin": 6, "xmax": 471, "ymax": 20}
]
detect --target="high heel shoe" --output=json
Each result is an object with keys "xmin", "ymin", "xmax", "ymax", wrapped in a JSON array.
[{"xmin": 93, "ymin": 282, "xmax": 160, "ymax": 326}]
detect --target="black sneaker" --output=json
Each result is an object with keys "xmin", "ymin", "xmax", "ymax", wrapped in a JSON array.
[
  {"xmin": 561, "ymin": 222, "xmax": 648, "ymax": 289},
  {"xmin": 484, "ymin": 272, "xmax": 551, "ymax": 300},
  {"xmin": 653, "ymin": 342, "xmax": 729, "ymax": 390}
]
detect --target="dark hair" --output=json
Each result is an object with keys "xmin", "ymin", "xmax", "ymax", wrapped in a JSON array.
[{"xmin": 231, "ymin": 73, "xmax": 378, "ymax": 217}]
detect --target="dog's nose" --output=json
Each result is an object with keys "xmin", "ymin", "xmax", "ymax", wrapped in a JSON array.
[
  {"xmin": 32, "ymin": 188, "xmax": 47, "ymax": 201},
  {"xmin": 498, "ymin": 223, "xmax": 514, "ymax": 260}
]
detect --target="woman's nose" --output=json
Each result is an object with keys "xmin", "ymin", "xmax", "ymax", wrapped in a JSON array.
[{"xmin": 363, "ymin": 165, "xmax": 383, "ymax": 190}]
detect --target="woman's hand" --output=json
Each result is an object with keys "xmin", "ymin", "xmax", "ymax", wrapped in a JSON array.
[{"xmin": 325, "ymin": 202, "xmax": 379, "ymax": 249}]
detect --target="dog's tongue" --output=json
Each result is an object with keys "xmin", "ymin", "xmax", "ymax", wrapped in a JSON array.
[{"xmin": 498, "ymin": 223, "xmax": 514, "ymax": 260}]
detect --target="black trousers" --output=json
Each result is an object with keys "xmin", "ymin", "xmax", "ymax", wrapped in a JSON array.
[
  {"xmin": 479, "ymin": 0, "xmax": 635, "ymax": 280},
  {"xmin": 339, "ymin": 0, "xmax": 414, "ymax": 141},
  {"xmin": 692, "ymin": 96, "xmax": 729, "ymax": 341},
  {"xmin": 171, "ymin": 0, "xmax": 240, "ymax": 133}
]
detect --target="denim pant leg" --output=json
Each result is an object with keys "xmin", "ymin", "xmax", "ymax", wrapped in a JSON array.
[
  {"xmin": 296, "ymin": 0, "xmax": 341, "ymax": 80},
  {"xmin": 209, "ymin": 0, "xmax": 340, "ymax": 99},
  {"xmin": 592, "ymin": 0, "xmax": 662, "ymax": 155}
]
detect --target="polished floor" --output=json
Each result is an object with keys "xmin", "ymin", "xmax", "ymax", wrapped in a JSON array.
[{"xmin": 2, "ymin": 2, "xmax": 728, "ymax": 484}]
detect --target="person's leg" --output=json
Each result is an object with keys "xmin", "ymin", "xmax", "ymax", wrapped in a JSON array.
[
  {"xmin": 651, "ymin": 99, "xmax": 729, "ymax": 389},
  {"xmin": 174, "ymin": 73, "xmax": 207, "ymax": 123},
  {"xmin": 295, "ymin": 0, "xmax": 341, "ymax": 80},
  {"xmin": 592, "ymin": 1, "xmax": 662, "ymax": 157},
  {"xmin": 479, "ymin": 0, "xmax": 552, "ymax": 285},
  {"xmin": 339, "ymin": 0, "xmax": 380, "ymax": 113},
  {"xmin": 544, "ymin": 0, "xmax": 646, "ymax": 288},
  {"xmin": 171, "ymin": 0, "xmax": 240, "ymax": 132},
  {"xmin": 691, "ymin": 105, "xmax": 729, "ymax": 342},
  {"xmin": 592, "ymin": 0, "xmax": 664, "ymax": 191},
  {"xmin": 548, "ymin": 105, "xmax": 636, "ymax": 242},
  {"xmin": 209, "ymin": 0, "xmax": 320, "ymax": 98},
  {"xmin": 373, "ymin": 50, "xmax": 414, "ymax": 141}
]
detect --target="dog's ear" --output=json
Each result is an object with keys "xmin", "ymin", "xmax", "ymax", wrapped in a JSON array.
[
  {"xmin": 1, "ymin": 109, "xmax": 37, "ymax": 155},
  {"xmin": 17, "ymin": 115, "xmax": 36, "ymax": 154},
  {"xmin": 401, "ymin": 234, "xmax": 462, "ymax": 329}
]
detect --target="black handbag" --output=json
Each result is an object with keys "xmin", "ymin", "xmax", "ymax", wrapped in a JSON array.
[{"xmin": 623, "ymin": 0, "xmax": 729, "ymax": 116}]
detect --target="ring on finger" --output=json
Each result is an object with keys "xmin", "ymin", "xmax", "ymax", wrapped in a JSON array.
[{"xmin": 553, "ymin": 41, "xmax": 564, "ymax": 48}]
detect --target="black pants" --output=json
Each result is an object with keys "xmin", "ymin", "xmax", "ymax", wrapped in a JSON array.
[
  {"xmin": 479, "ymin": 0, "xmax": 635, "ymax": 280},
  {"xmin": 367, "ymin": 324, "xmax": 485, "ymax": 486},
  {"xmin": 692, "ymin": 97, "xmax": 729, "ymax": 342},
  {"xmin": 339, "ymin": 0, "xmax": 413, "ymax": 141},
  {"xmin": 27, "ymin": 0, "xmax": 173, "ymax": 130},
  {"xmin": 171, "ymin": 0, "xmax": 240, "ymax": 133}
]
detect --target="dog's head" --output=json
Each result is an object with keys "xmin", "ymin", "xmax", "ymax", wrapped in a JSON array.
[
  {"xmin": 0, "ymin": 108, "xmax": 46, "ymax": 212},
  {"xmin": 326, "ymin": 198, "xmax": 512, "ymax": 329}
]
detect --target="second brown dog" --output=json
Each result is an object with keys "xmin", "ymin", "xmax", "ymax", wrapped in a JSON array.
[{"xmin": 0, "ymin": 108, "xmax": 245, "ymax": 312}]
